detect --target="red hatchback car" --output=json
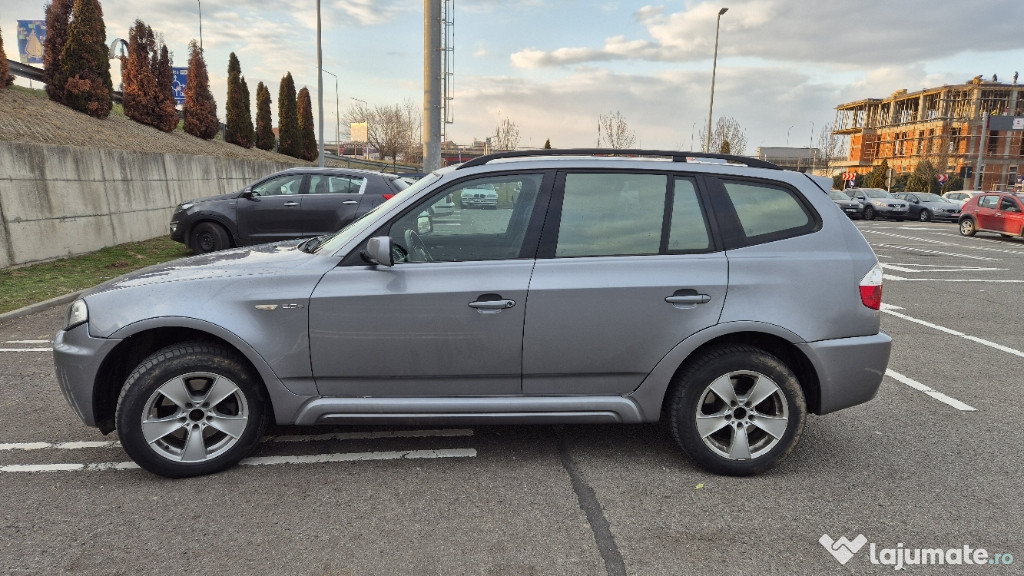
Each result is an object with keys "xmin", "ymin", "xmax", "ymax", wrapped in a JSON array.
[{"xmin": 958, "ymin": 192, "xmax": 1024, "ymax": 238}]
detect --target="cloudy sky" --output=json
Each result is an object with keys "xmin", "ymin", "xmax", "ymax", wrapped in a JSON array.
[{"xmin": 2, "ymin": 0, "xmax": 1022, "ymax": 154}]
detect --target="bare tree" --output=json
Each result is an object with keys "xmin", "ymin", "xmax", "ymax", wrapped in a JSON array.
[
  {"xmin": 493, "ymin": 116, "xmax": 521, "ymax": 151},
  {"xmin": 815, "ymin": 122, "xmax": 847, "ymax": 175},
  {"xmin": 344, "ymin": 99, "xmax": 421, "ymax": 162},
  {"xmin": 597, "ymin": 111, "xmax": 636, "ymax": 149},
  {"xmin": 699, "ymin": 116, "xmax": 747, "ymax": 156}
]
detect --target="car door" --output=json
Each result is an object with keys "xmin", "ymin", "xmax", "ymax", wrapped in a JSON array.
[
  {"xmin": 522, "ymin": 172, "xmax": 728, "ymax": 395},
  {"xmin": 235, "ymin": 172, "xmax": 307, "ymax": 244},
  {"xmin": 308, "ymin": 172, "xmax": 550, "ymax": 397},
  {"xmin": 996, "ymin": 195, "xmax": 1024, "ymax": 235},
  {"xmin": 974, "ymin": 194, "xmax": 1001, "ymax": 231},
  {"xmin": 299, "ymin": 173, "xmax": 370, "ymax": 237}
]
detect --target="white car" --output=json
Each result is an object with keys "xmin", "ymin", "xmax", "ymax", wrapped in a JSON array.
[
  {"xmin": 942, "ymin": 190, "xmax": 982, "ymax": 206},
  {"xmin": 460, "ymin": 185, "xmax": 498, "ymax": 209}
]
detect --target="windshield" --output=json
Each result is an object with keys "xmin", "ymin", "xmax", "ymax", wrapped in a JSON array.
[
  {"xmin": 828, "ymin": 190, "xmax": 852, "ymax": 201},
  {"xmin": 918, "ymin": 194, "xmax": 945, "ymax": 202},
  {"xmin": 863, "ymin": 189, "xmax": 891, "ymax": 199},
  {"xmin": 314, "ymin": 172, "xmax": 443, "ymax": 255}
]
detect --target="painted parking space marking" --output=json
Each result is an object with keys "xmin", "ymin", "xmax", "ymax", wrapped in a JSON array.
[
  {"xmin": 0, "ymin": 429, "xmax": 477, "ymax": 473},
  {"xmin": 881, "ymin": 303, "xmax": 1024, "ymax": 359},
  {"xmin": 873, "ymin": 244, "xmax": 997, "ymax": 261},
  {"xmin": 881, "ymin": 263, "xmax": 1006, "ymax": 273},
  {"xmin": 0, "ymin": 340, "xmax": 53, "ymax": 352},
  {"xmin": 0, "ymin": 449, "xmax": 478, "ymax": 473},
  {"xmin": 885, "ymin": 369, "xmax": 976, "ymax": 412}
]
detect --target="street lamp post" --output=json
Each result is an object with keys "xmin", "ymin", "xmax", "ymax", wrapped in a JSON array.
[
  {"xmin": 197, "ymin": 0, "xmax": 203, "ymax": 50},
  {"xmin": 705, "ymin": 7, "xmax": 728, "ymax": 153},
  {"xmin": 316, "ymin": 0, "xmax": 325, "ymax": 167},
  {"xmin": 322, "ymin": 69, "xmax": 340, "ymax": 155}
]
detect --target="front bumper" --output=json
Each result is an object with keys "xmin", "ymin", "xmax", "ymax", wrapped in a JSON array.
[
  {"xmin": 797, "ymin": 331, "xmax": 892, "ymax": 415},
  {"xmin": 53, "ymin": 324, "xmax": 120, "ymax": 428}
]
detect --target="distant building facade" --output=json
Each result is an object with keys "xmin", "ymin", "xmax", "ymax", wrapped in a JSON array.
[{"xmin": 833, "ymin": 78, "xmax": 1024, "ymax": 191}]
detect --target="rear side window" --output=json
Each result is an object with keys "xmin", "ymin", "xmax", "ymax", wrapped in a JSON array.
[
  {"xmin": 716, "ymin": 179, "xmax": 816, "ymax": 246},
  {"xmin": 978, "ymin": 195, "xmax": 999, "ymax": 208},
  {"xmin": 309, "ymin": 175, "xmax": 366, "ymax": 195},
  {"xmin": 553, "ymin": 173, "xmax": 712, "ymax": 258}
]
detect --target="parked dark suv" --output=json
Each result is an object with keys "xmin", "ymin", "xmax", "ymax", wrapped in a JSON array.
[
  {"xmin": 169, "ymin": 167, "xmax": 411, "ymax": 253},
  {"xmin": 56, "ymin": 150, "xmax": 891, "ymax": 478}
]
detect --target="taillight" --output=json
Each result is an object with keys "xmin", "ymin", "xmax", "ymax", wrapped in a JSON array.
[
  {"xmin": 383, "ymin": 194, "xmax": 395, "ymax": 201},
  {"xmin": 859, "ymin": 263, "xmax": 883, "ymax": 310}
]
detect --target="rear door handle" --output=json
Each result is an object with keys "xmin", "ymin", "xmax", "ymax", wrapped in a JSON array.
[
  {"xmin": 469, "ymin": 296, "xmax": 516, "ymax": 310},
  {"xmin": 342, "ymin": 200, "xmax": 359, "ymax": 205},
  {"xmin": 666, "ymin": 289, "xmax": 712, "ymax": 307},
  {"xmin": 283, "ymin": 201, "xmax": 299, "ymax": 207}
]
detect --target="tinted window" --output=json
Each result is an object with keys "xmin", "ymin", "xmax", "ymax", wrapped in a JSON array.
[
  {"xmin": 556, "ymin": 173, "xmax": 667, "ymax": 257},
  {"xmin": 668, "ymin": 178, "xmax": 711, "ymax": 252},
  {"xmin": 389, "ymin": 174, "xmax": 542, "ymax": 263},
  {"xmin": 309, "ymin": 174, "xmax": 366, "ymax": 195},
  {"xmin": 721, "ymin": 180, "xmax": 813, "ymax": 239},
  {"xmin": 253, "ymin": 174, "xmax": 304, "ymax": 196},
  {"xmin": 999, "ymin": 197, "xmax": 1020, "ymax": 212}
]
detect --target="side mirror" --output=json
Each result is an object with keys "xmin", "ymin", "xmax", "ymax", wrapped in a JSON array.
[
  {"xmin": 240, "ymin": 190, "xmax": 259, "ymax": 201},
  {"xmin": 363, "ymin": 236, "xmax": 394, "ymax": 267}
]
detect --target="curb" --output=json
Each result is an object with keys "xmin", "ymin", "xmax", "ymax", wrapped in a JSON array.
[{"xmin": 0, "ymin": 291, "xmax": 84, "ymax": 324}]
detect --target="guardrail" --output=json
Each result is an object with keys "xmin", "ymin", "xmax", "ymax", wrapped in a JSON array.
[{"xmin": 6, "ymin": 59, "xmax": 123, "ymax": 103}]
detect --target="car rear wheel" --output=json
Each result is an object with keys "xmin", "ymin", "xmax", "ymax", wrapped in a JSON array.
[
  {"xmin": 115, "ymin": 342, "xmax": 269, "ymax": 478},
  {"xmin": 668, "ymin": 345, "xmax": 806, "ymax": 476},
  {"xmin": 862, "ymin": 205, "xmax": 875, "ymax": 220},
  {"xmin": 959, "ymin": 218, "xmax": 976, "ymax": 236},
  {"xmin": 189, "ymin": 222, "xmax": 231, "ymax": 253},
  {"xmin": 919, "ymin": 209, "xmax": 932, "ymax": 222}
]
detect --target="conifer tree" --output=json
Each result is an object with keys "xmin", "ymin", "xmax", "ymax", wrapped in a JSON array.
[
  {"xmin": 151, "ymin": 44, "xmax": 178, "ymax": 131},
  {"xmin": 277, "ymin": 72, "xmax": 300, "ymax": 158},
  {"xmin": 43, "ymin": 0, "xmax": 74, "ymax": 102},
  {"xmin": 255, "ymin": 81, "xmax": 274, "ymax": 151},
  {"xmin": 225, "ymin": 53, "xmax": 254, "ymax": 147},
  {"xmin": 297, "ymin": 87, "xmax": 318, "ymax": 161},
  {"xmin": 121, "ymin": 20, "xmax": 159, "ymax": 126},
  {"xmin": 57, "ymin": 0, "xmax": 113, "ymax": 118},
  {"xmin": 182, "ymin": 39, "xmax": 219, "ymax": 139}
]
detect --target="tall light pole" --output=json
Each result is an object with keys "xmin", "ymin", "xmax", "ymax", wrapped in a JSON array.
[
  {"xmin": 197, "ymin": 0, "xmax": 203, "ymax": 50},
  {"xmin": 316, "ymin": 0, "xmax": 325, "ymax": 167},
  {"xmin": 704, "ymin": 7, "xmax": 728, "ymax": 153},
  {"xmin": 322, "ymin": 69, "xmax": 340, "ymax": 155}
]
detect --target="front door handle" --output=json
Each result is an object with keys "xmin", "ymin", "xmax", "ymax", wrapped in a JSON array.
[
  {"xmin": 469, "ymin": 297, "xmax": 516, "ymax": 310},
  {"xmin": 342, "ymin": 200, "xmax": 359, "ymax": 205},
  {"xmin": 283, "ymin": 201, "xmax": 299, "ymax": 207}
]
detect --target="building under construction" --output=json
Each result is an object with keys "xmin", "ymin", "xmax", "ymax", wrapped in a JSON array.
[{"xmin": 833, "ymin": 77, "xmax": 1024, "ymax": 191}]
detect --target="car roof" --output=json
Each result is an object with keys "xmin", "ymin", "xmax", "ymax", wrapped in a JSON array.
[{"xmin": 276, "ymin": 166, "xmax": 398, "ymax": 179}]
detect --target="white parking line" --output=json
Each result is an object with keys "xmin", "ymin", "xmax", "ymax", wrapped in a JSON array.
[
  {"xmin": 881, "ymin": 304, "xmax": 1024, "ymax": 359},
  {"xmin": 5, "ymin": 340, "xmax": 51, "ymax": 344},
  {"xmin": 0, "ymin": 449, "xmax": 478, "ymax": 473},
  {"xmin": 0, "ymin": 348, "xmax": 52, "ymax": 352},
  {"xmin": 885, "ymin": 369, "xmax": 976, "ymax": 412},
  {"xmin": 874, "ymin": 244, "xmax": 997, "ymax": 260}
]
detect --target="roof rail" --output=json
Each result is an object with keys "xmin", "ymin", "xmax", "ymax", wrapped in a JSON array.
[{"xmin": 456, "ymin": 148, "xmax": 782, "ymax": 170}]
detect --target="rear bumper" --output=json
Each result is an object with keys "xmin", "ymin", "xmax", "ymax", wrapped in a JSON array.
[{"xmin": 798, "ymin": 332, "xmax": 892, "ymax": 415}]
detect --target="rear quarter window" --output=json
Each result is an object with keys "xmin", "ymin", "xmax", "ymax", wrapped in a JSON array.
[{"xmin": 712, "ymin": 178, "xmax": 819, "ymax": 248}]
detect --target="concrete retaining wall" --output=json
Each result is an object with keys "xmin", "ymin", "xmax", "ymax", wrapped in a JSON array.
[{"xmin": 0, "ymin": 141, "xmax": 301, "ymax": 268}]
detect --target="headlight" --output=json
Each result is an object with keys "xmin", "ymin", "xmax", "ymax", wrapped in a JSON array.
[{"xmin": 64, "ymin": 299, "xmax": 88, "ymax": 330}]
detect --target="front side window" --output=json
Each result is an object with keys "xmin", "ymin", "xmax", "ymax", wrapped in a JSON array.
[
  {"xmin": 999, "ymin": 196, "xmax": 1020, "ymax": 212},
  {"xmin": 252, "ymin": 174, "xmax": 304, "ymax": 196},
  {"xmin": 388, "ymin": 174, "xmax": 543, "ymax": 263}
]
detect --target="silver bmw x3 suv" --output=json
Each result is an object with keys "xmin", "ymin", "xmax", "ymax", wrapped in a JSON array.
[{"xmin": 54, "ymin": 150, "xmax": 892, "ymax": 478}]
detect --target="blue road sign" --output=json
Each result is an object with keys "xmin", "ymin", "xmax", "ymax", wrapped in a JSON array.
[{"xmin": 172, "ymin": 68, "xmax": 188, "ymax": 106}]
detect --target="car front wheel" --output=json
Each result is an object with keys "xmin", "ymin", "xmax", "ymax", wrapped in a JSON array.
[
  {"xmin": 189, "ymin": 222, "xmax": 231, "ymax": 253},
  {"xmin": 959, "ymin": 218, "xmax": 976, "ymax": 236},
  {"xmin": 918, "ymin": 209, "xmax": 932, "ymax": 222},
  {"xmin": 668, "ymin": 345, "xmax": 806, "ymax": 476},
  {"xmin": 862, "ymin": 205, "xmax": 875, "ymax": 220},
  {"xmin": 115, "ymin": 342, "xmax": 269, "ymax": 478}
]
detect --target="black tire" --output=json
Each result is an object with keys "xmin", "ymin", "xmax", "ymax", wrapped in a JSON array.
[
  {"xmin": 918, "ymin": 209, "xmax": 932, "ymax": 222},
  {"xmin": 668, "ymin": 345, "xmax": 806, "ymax": 476},
  {"xmin": 959, "ymin": 218, "xmax": 976, "ymax": 236},
  {"xmin": 862, "ymin": 205, "xmax": 875, "ymax": 220},
  {"xmin": 189, "ymin": 222, "xmax": 231, "ymax": 253},
  {"xmin": 115, "ymin": 342, "xmax": 269, "ymax": 478}
]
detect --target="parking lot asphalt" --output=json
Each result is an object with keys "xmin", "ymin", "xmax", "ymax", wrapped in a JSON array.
[{"xmin": 1, "ymin": 219, "xmax": 1021, "ymax": 575}]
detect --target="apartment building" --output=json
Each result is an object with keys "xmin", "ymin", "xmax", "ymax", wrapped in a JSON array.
[{"xmin": 833, "ymin": 77, "xmax": 1024, "ymax": 191}]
